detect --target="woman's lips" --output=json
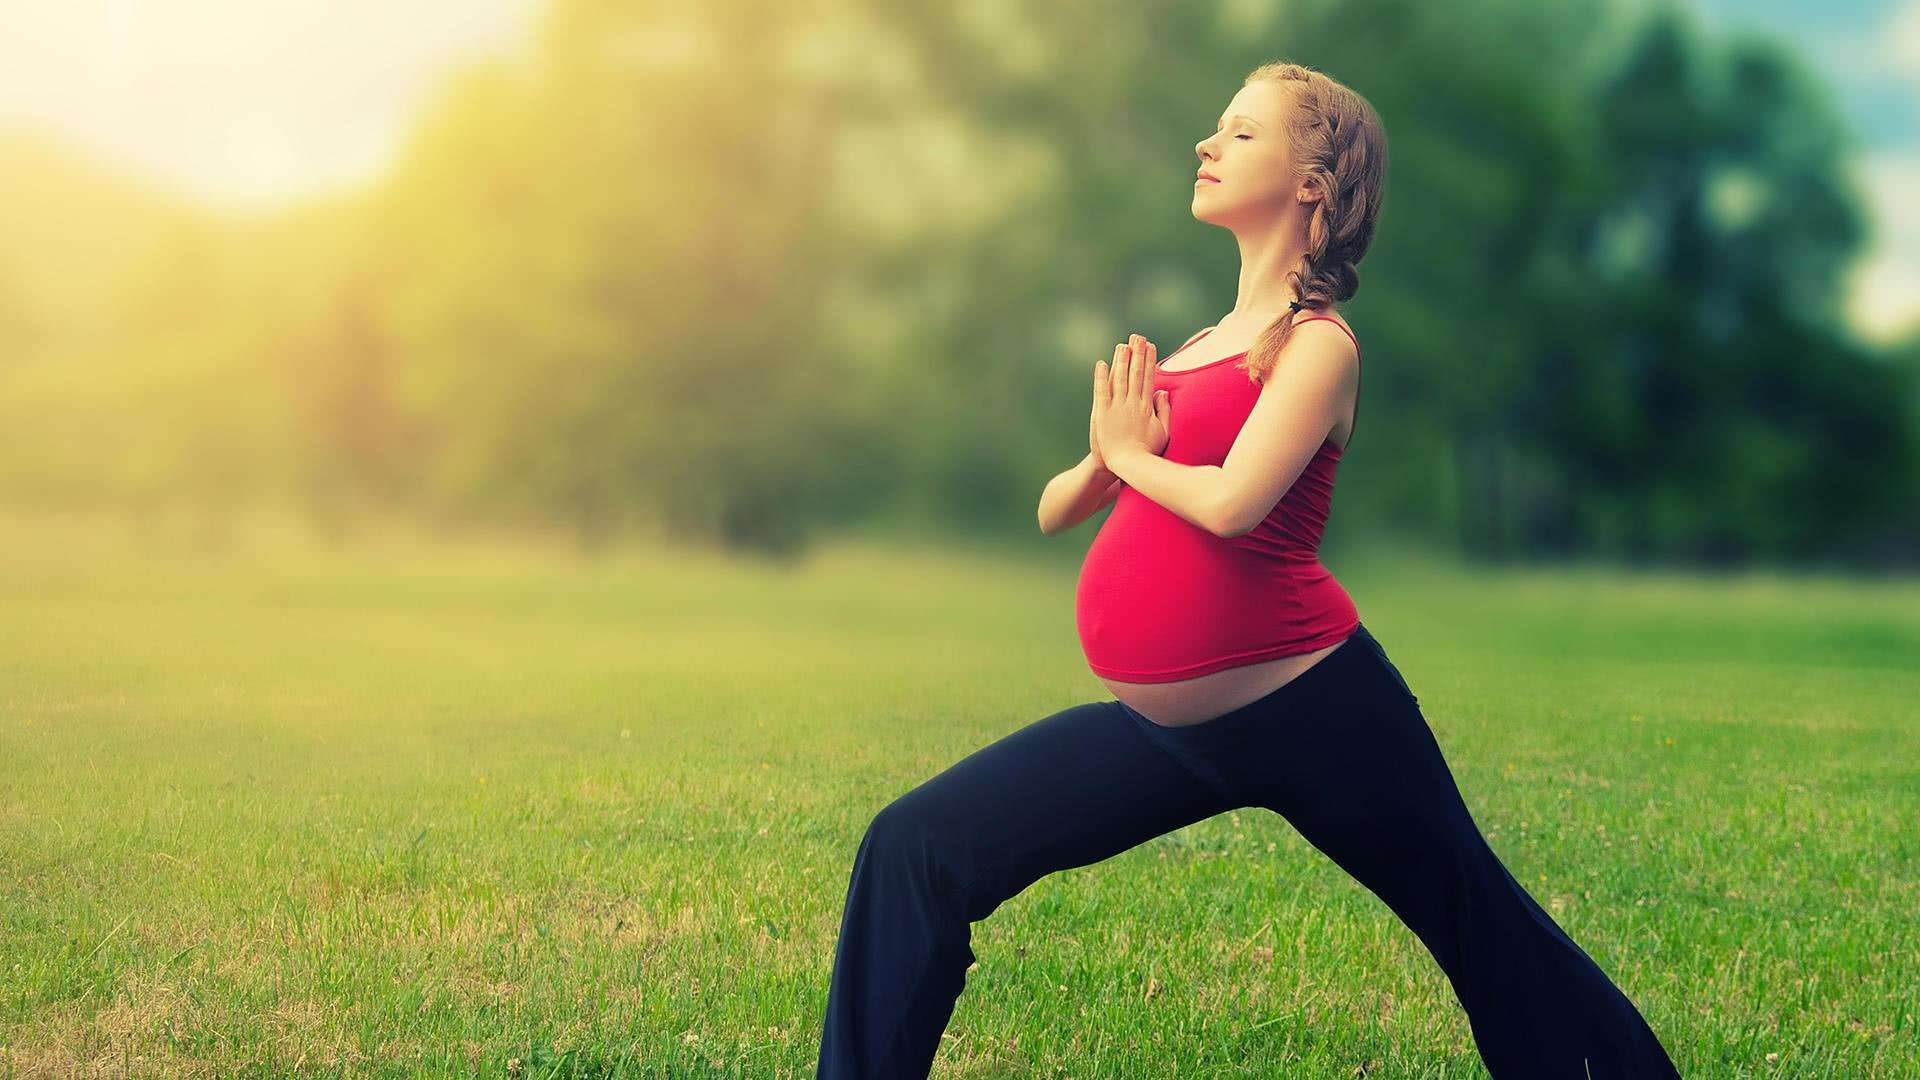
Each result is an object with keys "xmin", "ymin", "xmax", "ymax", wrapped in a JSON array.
[{"xmin": 1195, "ymin": 177, "xmax": 1221, "ymax": 185}]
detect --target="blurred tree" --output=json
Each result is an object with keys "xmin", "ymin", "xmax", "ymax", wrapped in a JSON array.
[
  {"xmin": 0, "ymin": 0, "xmax": 1909, "ymax": 568},
  {"xmin": 279, "ymin": 272, "xmax": 426, "ymax": 541},
  {"xmin": 1514, "ymin": 8, "xmax": 1913, "ymax": 565},
  {"xmin": 362, "ymin": 0, "xmax": 901, "ymax": 556}
]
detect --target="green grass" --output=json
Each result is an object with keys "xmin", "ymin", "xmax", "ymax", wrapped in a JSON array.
[{"xmin": 2, "ymin": 509, "xmax": 1916, "ymax": 1077}]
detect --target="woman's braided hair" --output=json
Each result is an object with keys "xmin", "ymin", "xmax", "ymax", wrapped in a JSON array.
[{"xmin": 1234, "ymin": 62, "xmax": 1387, "ymax": 383}]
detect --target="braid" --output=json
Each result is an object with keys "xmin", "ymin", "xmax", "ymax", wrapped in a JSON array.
[{"xmin": 1228, "ymin": 62, "xmax": 1386, "ymax": 383}]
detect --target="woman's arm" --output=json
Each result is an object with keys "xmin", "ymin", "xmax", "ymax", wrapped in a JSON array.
[
  {"xmin": 1037, "ymin": 452, "xmax": 1125, "ymax": 536},
  {"xmin": 1102, "ymin": 322, "xmax": 1352, "ymax": 538}
]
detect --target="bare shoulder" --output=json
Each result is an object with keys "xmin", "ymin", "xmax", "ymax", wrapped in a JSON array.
[
  {"xmin": 1282, "ymin": 311, "xmax": 1360, "ymax": 448},
  {"xmin": 1292, "ymin": 309, "xmax": 1357, "ymax": 350},
  {"xmin": 1273, "ymin": 312, "xmax": 1358, "ymax": 378}
]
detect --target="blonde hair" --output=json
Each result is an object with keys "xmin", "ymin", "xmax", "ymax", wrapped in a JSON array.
[{"xmin": 1232, "ymin": 62, "xmax": 1387, "ymax": 383}]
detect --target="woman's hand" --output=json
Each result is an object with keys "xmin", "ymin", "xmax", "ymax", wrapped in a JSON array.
[
  {"xmin": 1093, "ymin": 334, "xmax": 1171, "ymax": 474},
  {"xmin": 1089, "ymin": 397, "xmax": 1155, "ymax": 474}
]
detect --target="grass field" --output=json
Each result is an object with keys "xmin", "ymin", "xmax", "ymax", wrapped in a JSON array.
[{"xmin": 2, "ymin": 509, "xmax": 1917, "ymax": 1077}]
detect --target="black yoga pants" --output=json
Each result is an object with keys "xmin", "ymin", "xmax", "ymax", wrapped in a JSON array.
[{"xmin": 815, "ymin": 621, "xmax": 1681, "ymax": 1078}]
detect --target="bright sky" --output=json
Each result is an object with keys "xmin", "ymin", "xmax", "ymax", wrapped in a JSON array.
[
  {"xmin": 0, "ymin": 0, "xmax": 1914, "ymax": 341},
  {"xmin": 1690, "ymin": 0, "xmax": 1920, "ymax": 342},
  {"xmin": 0, "ymin": 0, "xmax": 541, "ymax": 206}
]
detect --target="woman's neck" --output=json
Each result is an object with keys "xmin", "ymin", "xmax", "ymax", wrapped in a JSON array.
[{"xmin": 1228, "ymin": 228, "xmax": 1314, "ymax": 318}]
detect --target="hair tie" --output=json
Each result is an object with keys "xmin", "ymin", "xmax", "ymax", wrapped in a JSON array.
[{"xmin": 1288, "ymin": 300, "xmax": 1307, "ymax": 313}]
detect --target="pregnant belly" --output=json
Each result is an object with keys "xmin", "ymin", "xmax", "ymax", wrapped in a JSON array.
[{"xmin": 1076, "ymin": 501, "xmax": 1358, "ymax": 726}]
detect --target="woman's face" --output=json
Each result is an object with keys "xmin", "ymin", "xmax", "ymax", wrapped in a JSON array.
[{"xmin": 1192, "ymin": 81, "xmax": 1303, "ymax": 226}]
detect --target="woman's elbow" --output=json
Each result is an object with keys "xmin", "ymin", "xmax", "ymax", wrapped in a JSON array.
[{"xmin": 1212, "ymin": 497, "xmax": 1253, "ymax": 539}]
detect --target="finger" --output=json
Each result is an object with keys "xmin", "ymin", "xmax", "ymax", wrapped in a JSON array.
[
  {"xmin": 1134, "ymin": 336, "xmax": 1153, "ymax": 400},
  {"xmin": 1114, "ymin": 339, "xmax": 1130, "ymax": 395}
]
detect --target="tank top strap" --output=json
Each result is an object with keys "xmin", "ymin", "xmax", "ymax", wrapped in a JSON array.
[{"xmin": 1292, "ymin": 315, "xmax": 1361, "ymax": 359}]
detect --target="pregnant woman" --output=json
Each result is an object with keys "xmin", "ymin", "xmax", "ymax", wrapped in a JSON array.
[{"xmin": 817, "ymin": 62, "xmax": 1681, "ymax": 1078}]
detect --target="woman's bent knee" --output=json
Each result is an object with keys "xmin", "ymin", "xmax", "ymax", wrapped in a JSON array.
[
  {"xmin": 869, "ymin": 789, "xmax": 1018, "ymax": 926},
  {"xmin": 861, "ymin": 795, "xmax": 966, "ymax": 885}
]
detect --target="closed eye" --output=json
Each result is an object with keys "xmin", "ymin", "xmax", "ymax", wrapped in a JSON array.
[{"xmin": 1235, "ymin": 134, "xmax": 1252, "ymax": 140}]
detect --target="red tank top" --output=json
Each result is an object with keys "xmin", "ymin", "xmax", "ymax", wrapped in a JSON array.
[{"xmin": 1075, "ymin": 317, "xmax": 1361, "ymax": 683}]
